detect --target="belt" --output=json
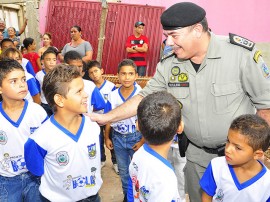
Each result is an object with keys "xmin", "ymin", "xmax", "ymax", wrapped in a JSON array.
[{"xmin": 189, "ymin": 141, "xmax": 225, "ymax": 155}]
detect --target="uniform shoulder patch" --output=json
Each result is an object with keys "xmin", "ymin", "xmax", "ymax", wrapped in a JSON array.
[{"xmin": 229, "ymin": 33, "xmax": 255, "ymax": 51}]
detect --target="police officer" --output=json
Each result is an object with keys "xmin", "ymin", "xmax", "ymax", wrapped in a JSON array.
[{"xmin": 89, "ymin": 2, "xmax": 270, "ymax": 202}]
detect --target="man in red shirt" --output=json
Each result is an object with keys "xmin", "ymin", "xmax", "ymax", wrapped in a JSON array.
[{"xmin": 126, "ymin": 21, "xmax": 149, "ymax": 76}]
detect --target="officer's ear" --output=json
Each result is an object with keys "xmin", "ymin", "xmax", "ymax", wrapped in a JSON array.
[
  {"xmin": 192, "ymin": 23, "xmax": 203, "ymax": 38},
  {"xmin": 176, "ymin": 120, "xmax": 184, "ymax": 134}
]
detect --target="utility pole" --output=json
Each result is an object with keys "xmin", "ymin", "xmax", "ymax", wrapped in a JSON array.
[{"xmin": 96, "ymin": 0, "xmax": 108, "ymax": 63}]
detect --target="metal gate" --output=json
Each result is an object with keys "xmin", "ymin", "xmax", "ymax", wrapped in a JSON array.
[{"xmin": 46, "ymin": 0, "xmax": 164, "ymax": 76}]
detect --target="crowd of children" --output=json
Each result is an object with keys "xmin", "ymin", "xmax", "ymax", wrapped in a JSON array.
[{"xmin": 0, "ymin": 28, "xmax": 270, "ymax": 202}]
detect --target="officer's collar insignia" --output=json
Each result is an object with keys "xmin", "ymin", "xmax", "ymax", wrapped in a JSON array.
[
  {"xmin": 171, "ymin": 66, "xmax": 180, "ymax": 76},
  {"xmin": 178, "ymin": 73, "xmax": 188, "ymax": 82},
  {"xmin": 253, "ymin": 51, "xmax": 262, "ymax": 63},
  {"xmin": 261, "ymin": 63, "xmax": 270, "ymax": 79},
  {"xmin": 229, "ymin": 33, "xmax": 255, "ymax": 51}
]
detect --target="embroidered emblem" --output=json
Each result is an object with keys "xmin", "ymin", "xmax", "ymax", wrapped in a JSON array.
[
  {"xmin": 87, "ymin": 143, "xmax": 97, "ymax": 159},
  {"xmin": 253, "ymin": 50, "xmax": 262, "ymax": 63},
  {"xmin": 178, "ymin": 73, "xmax": 188, "ymax": 82},
  {"xmin": 168, "ymin": 82, "xmax": 189, "ymax": 87},
  {"xmin": 0, "ymin": 130, "xmax": 7, "ymax": 145},
  {"xmin": 261, "ymin": 63, "xmax": 270, "ymax": 79},
  {"xmin": 171, "ymin": 66, "xmax": 180, "ymax": 76},
  {"xmin": 170, "ymin": 76, "xmax": 176, "ymax": 81},
  {"xmin": 56, "ymin": 151, "xmax": 69, "ymax": 166},
  {"xmin": 229, "ymin": 33, "xmax": 255, "ymax": 51}
]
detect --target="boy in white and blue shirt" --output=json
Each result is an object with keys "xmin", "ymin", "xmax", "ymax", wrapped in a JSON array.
[
  {"xmin": 200, "ymin": 114, "xmax": 270, "ymax": 202},
  {"xmin": 87, "ymin": 60, "xmax": 118, "ymax": 173},
  {"xmin": 128, "ymin": 91, "xmax": 184, "ymax": 202},
  {"xmin": 25, "ymin": 64, "xmax": 102, "ymax": 202},
  {"xmin": 104, "ymin": 59, "xmax": 143, "ymax": 202},
  {"xmin": 0, "ymin": 59, "xmax": 47, "ymax": 201}
]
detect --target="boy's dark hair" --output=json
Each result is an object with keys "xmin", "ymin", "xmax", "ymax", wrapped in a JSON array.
[
  {"xmin": 41, "ymin": 48, "xmax": 57, "ymax": 60},
  {"xmin": 86, "ymin": 60, "xmax": 101, "ymax": 70},
  {"xmin": 42, "ymin": 64, "xmax": 81, "ymax": 113},
  {"xmin": 0, "ymin": 58, "xmax": 24, "ymax": 86},
  {"xmin": 64, "ymin": 51, "xmax": 82, "ymax": 64},
  {"xmin": 0, "ymin": 38, "xmax": 14, "ymax": 49},
  {"xmin": 23, "ymin": 37, "xmax": 34, "ymax": 49},
  {"xmin": 137, "ymin": 91, "xmax": 182, "ymax": 145},
  {"xmin": 230, "ymin": 114, "xmax": 270, "ymax": 151},
  {"xmin": 117, "ymin": 59, "xmax": 137, "ymax": 73}
]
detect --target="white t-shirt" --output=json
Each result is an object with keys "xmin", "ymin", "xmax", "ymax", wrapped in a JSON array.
[
  {"xmin": 128, "ymin": 144, "xmax": 180, "ymax": 202},
  {"xmin": 105, "ymin": 86, "xmax": 140, "ymax": 134},
  {"xmin": 25, "ymin": 115, "xmax": 102, "ymax": 201},
  {"xmin": 200, "ymin": 156, "xmax": 270, "ymax": 202},
  {"xmin": 0, "ymin": 100, "xmax": 47, "ymax": 177}
]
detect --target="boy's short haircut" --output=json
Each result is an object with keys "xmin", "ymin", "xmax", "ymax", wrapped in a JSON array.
[
  {"xmin": 0, "ymin": 38, "xmax": 14, "ymax": 49},
  {"xmin": 0, "ymin": 47, "xmax": 22, "ymax": 60},
  {"xmin": 0, "ymin": 58, "xmax": 24, "ymax": 86},
  {"xmin": 117, "ymin": 59, "xmax": 137, "ymax": 73},
  {"xmin": 137, "ymin": 91, "xmax": 182, "ymax": 145},
  {"xmin": 42, "ymin": 48, "xmax": 57, "ymax": 60},
  {"xmin": 23, "ymin": 37, "xmax": 34, "ymax": 49},
  {"xmin": 86, "ymin": 60, "xmax": 101, "ymax": 70},
  {"xmin": 42, "ymin": 64, "xmax": 81, "ymax": 112},
  {"xmin": 64, "ymin": 50, "xmax": 82, "ymax": 64},
  {"xmin": 230, "ymin": 114, "xmax": 270, "ymax": 151}
]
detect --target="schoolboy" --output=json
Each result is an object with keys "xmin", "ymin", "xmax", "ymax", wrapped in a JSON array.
[
  {"xmin": 1, "ymin": 47, "xmax": 41, "ymax": 104},
  {"xmin": 24, "ymin": 64, "xmax": 103, "ymax": 202},
  {"xmin": 35, "ymin": 49, "xmax": 57, "ymax": 116},
  {"xmin": 64, "ymin": 50, "xmax": 105, "ymax": 113},
  {"xmin": 0, "ymin": 38, "xmax": 36, "ymax": 77},
  {"xmin": 127, "ymin": 91, "xmax": 184, "ymax": 201},
  {"xmin": 104, "ymin": 59, "xmax": 144, "ymax": 202},
  {"xmin": 0, "ymin": 59, "xmax": 47, "ymax": 201},
  {"xmin": 87, "ymin": 60, "xmax": 118, "ymax": 173},
  {"xmin": 200, "ymin": 114, "xmax": 270, "ymax": 202}
]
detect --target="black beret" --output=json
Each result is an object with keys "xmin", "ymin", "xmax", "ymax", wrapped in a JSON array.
[{"xmin": 161, "ymin": 2, "xmax": 206, "ymax": 30}]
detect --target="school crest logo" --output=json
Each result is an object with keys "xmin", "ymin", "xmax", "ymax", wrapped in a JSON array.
[
  {"xmin": 215, "ymin": 189, "xmax": 224, "ymax": 201},
  {"xmin": 56, "ymin": 151, "xmax": 69, "ymax": 166},
  {"xmin": 0, "ymin": 130, "xmax": 7, "ymax": 145},
  {"xmin": 87, "ymin": 143, "xmax": 97, "ymax": 159}
]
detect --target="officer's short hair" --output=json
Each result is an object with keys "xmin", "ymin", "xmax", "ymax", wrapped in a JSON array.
[{"xmin": 137, "ymin": 91, "xmax": 182, "ymax": 145}]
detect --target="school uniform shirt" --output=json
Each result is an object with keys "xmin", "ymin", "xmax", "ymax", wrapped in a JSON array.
[
  {"xmin": 95, "ymin": 80, "xmax": 116, "ymax": 114},
  {"xmin": 128, "ymin": 144, "xmax": 180, "ymax": 202},
  {"xmin": 200, "ymin": 156, "xmax": 270, "ymax": 202},
  {"xmin": 83, "ymin": 79, "xmax": 105, "ymax": 113},
  {"xmin": 22, "ymin": 58, "xmax": 36, "ymax": 77},
  {"xmin": 35, "ymin": 70, "xmax": 47, "ymax": 104},
  {"xmin": 24, "ymin": 115, "xmax": 102, "ymax": 202},
  {"xmin": 0, "ymin": 100, "xmax": 47, "ymax": 177},
  {"xmin": 105, "ymin": 86, "xmax": 141, "ymax": 134}
]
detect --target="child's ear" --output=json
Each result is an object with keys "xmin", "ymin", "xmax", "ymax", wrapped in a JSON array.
[
  {"xmin": 253, "ymin": 149, "xmax": 264, "ymax": 160},
  {"xmin": 176, "ymin": 120, "xmax": 184, "ymax": 134},
  {"xmin": 54, "ymin": 94, "xmax": 64, "ymax": 108},
  {"xmin": 101, "ymin": 68, "xmax": 104, "ymax": 74}
]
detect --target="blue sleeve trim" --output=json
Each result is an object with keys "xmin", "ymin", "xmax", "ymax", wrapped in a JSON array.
[
  {"xmin": 24, "ymin": 138, "xmax": 47, "ymax": 176},
  {"xmin": 25, "ymin": 62, "xmax": 36, "ymax": 77},
  {"xmin": 104, "ymin": 101, "xmax": 112, "ymax": 113},
  {"xmin": 127, "ymin": 176, "xmax": 134, "ymax": 202},
  {"xmin": 27, "ymin": 78, "xmax": 39, "ymax": 96},
  {"xmin": 91, "ymin": 87, "xmax": 106, "ymax": 111},
  {"xmin": 199, "ymin": 161, "xmax": 216, "ymax": 196}
]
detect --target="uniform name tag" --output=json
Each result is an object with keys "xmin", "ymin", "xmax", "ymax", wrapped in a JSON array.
[{"xmin": 168, "ymin": 82, "xmax": 189, "ymax": 87}]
